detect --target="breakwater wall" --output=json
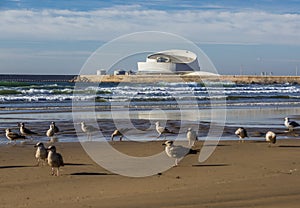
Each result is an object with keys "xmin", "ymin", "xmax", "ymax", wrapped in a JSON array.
[
  {"xmin": 75, "ymin": 75, "xmax": 300, "ymax": 84},
  {"xmin": 0, "ymin": 74, "xmax": 77, "ymax": 82}
]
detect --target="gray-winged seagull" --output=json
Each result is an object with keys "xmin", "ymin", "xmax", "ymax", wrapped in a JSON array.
[
  {"xmin": 51, "ymin": 122, "xmax": 59, "ymax": 133},
  {"xmin": 5, "ymin": 128, "xmax": 27, "ymax": 143},
  {"xmin": 284, "ymin": 117, "xmax": 300, "ymax": 132},
  {"xmin": 19, "ymin": 122, "xmax": 37, "ymax": 137},
  {"xmin": 155, "ymin": 121, "xmax": 174, "ymax": 139},
  {"xmin": 186, "ymin": 128, "xmax": 198, "ymax": 146},
  {"xmin": 80, "ymin": 121, "xmax": 98, "ymax": 141},
  {"xmin": 162, "ymin": 140, "xmax": 198, "ymax": 166},
  {"xmin": 47, "ymin": 145, "xmax": 64, "ymax": 176},
  {"xmin": 235, "ymin": 127, "xmax": 248, "ymax": 143},
  {"xmin": 265, "ymin": 131, "xmax": 276, "ymax": 147},
  {"xmin": 34, "ymin": 142, "xmax": 48, "ymax": 166}
]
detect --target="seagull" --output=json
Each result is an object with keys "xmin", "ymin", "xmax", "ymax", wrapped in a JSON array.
[
  {"xmin": 47, "ymin": 145, "xmax": 64, "ymax": 176},
  {"xmin": 265, "ymin": 131, "xmax": 276, "ymax": 147},
  {"xmin": 51, "ymin": 122, "xmax": 59, "ymax": 134},
  {"xmin": 284, "ymin": 117, "xmax": 300, "ymax": 132},
  {"xmin": 235, "ymin": 127, "xmax": 248, "ymax": 143},
  {"xmin": 46, "ymin": 123, "xmax": 56, "ymax": 140},
  {"xmin": 162, "ymin": 140, "xmax": 198, "ymax": 166},
  {"xmin": 34, "ymin": 142, "xmax": 48, "ymax": 166},
  {"xmin": 186, "ymin": 128, "xmax": 198, "ymax": 146},
  {"xmin": 5, "ymin": 128, "xmax": 27, "ymax": 143},
  {"xmin": 155, "ymin": 121, "xmax": 174, "ymax": 139},
  {"xmin": 80, "ymin": 121, "xmax": 98, "ymax": 141},
  {"xmin": 111, "ymin": 129, "xmax": 123, "ymax": 141},
  {"xmin": 19, "ymin": 122, "xmax": 37, "ymax": 138}
]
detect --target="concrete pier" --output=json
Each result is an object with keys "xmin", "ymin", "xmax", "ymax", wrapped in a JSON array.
[{"xmin": 75, "ymin": 74, "xmax": 300, "ymax": 84}]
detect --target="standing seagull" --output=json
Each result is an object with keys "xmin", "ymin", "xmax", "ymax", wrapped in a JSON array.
[
  {"xmin": 5, "ymin": 128, "xmax": 27, "ymax": 143},
  {"xmin": 284, "ymin": 117, "xmax": 300, "ymax": 132},
  {"xmin": 265, "ymin": 131, "xmax": 276, "ymax": 147},
  {"xmin": 155, "ymin": 121, "xmax": 174, "ymax": 139},
  {"xmin": 46, "ymin": 123, "xmax": 57, "ymax": 141},
  {"xmin": 51, "ymin": 122, "xmax": 59, "ymax": 134},
  {"xmin": 47, "ymin": 145, "xmax": 64, "ymax": 176},
  {"xmin": 19, "ymin": 122, "xmax": 37, "ymax": 138},
  {"xmin": 186, "ymin": 128, "xmax": 198, "ymax": 146},
  {"xmin": 80, "ymin": 121, "xmax": 98, "ymax": 141},
  {"xmin": 235, "ymin": 127, "xmax": 248, "ymax": 143},
  {"xmin": 162, "ymin": 140, "xmax": 198, "ymax": 167},
  {"xmin": 34, "ymin": 142, "xmax": 48, "ymax": 166},
  {"xmin": 111, "ymin": 129, "xmax": 123, "ymax": 141}
]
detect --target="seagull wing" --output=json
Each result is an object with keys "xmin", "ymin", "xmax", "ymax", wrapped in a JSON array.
[{"xmin": 170, "ymin": 145, "xmax": 190, "ymax": 158}]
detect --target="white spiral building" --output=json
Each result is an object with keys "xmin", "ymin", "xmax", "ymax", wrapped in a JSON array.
[{"xmin": 137, "ymin": 49, "xmax": 200, "ymax": 74}]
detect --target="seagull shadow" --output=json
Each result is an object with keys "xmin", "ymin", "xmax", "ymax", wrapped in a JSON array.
[
  {"xmin": 192, "ymin": 164, "xmax": 230, "ymax": 167},
  {"xmin": 63, "ymin": 163, "xmax": 92, "ymax": 166},
  {"xmin": 278, "ymin": 145, "xmax": 300, "ymax": 148},
  {"xmin": 203, "ymin": 144, "xmax": 231, "ymax": 147},
  {"xmin": 0, "ymin": 165, "xmax": 34, "ymax": 169},
  {"xmin": 70, "ymin": 172, "xmax": 117, "ymax": 176}
]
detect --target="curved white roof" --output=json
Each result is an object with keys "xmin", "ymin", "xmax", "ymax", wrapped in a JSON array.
[{"xmin": 147, "ymin": 50, "xmax": 197, "ymax": 64}]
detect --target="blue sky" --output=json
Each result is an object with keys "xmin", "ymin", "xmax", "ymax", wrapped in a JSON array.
[{"xmin": 0, "ymin": 0, "xmax": 300, "ymax": 75}]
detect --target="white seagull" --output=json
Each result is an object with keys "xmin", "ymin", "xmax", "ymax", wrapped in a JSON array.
[
  {"xmin": 51, "ymin": 122, "xmax": 59, "ymax": 134},
  {"xmin": 155, "ymin": 121, "xmax": 174, "ymax": 139},
  {"xmin": 5, "ymin": 128, "xmax": 27, "ymax": 143},
  {"xmin": 111, "ymin": 129, "xmax": 123, "ymax": 141},
  {"xmin": 284, "ymin": 117, "xmax": 300, "ymax": 132},
  {"xmin": 46, "ymin": 123, "xmax": 58, "ymax": 141},
  {"xmin": 235, "ymin": 127, "xmax": 248, "ymax": 143},
  {"xmin": 162, "ymin": 140, "xmax": 198, "ymax": 166},
  {"xmin": 19, "ymin": 122, "xmax": 37, "ymax": 138},
  {"xmin": 80, "ymin": 121, "xmax": 98, "ymax": 141},
  {"xmin": 265, "ymin": 131, "xmax": 276, "ymax": 147},
  {"xmin": 34, "ymin": 142, "xmax": 48, "ymax": 166},
  {"xmin": 47, "ymin": 145, "xmax": 64, "ymax": 176},
  {"xmin": 186, "ymin": 128, "xmax": 198, "ymax": 146}
]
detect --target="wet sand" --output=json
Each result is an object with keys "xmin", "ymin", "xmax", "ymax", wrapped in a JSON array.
[{"xmin": 1, "ymin": 139, "xmax": 300, "ymax": 208}]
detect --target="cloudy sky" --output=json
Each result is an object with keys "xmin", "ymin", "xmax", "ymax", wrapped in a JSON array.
[{"xmin": 1, "ymin": 0, "xmax": 300, "ymax": 75}]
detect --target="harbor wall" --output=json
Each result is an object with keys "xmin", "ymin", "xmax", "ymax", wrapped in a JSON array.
[{"xmin": 75, "ymin": 75, "xmax": 300, "ymax": 84}]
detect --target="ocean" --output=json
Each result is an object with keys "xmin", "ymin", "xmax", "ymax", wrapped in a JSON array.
[{"xmin": 1, "ymin": 79, "xmax": 300, "ymax": 144}]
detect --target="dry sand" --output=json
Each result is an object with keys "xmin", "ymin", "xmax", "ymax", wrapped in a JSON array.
[{"xmin": 1, "ymin": 139, "xmax": 300, "ymax": 208}]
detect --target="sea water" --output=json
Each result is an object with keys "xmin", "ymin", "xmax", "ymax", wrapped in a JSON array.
[{"xmin": 1, "ymin": 80, "xmax": 300, "ymax": 143}]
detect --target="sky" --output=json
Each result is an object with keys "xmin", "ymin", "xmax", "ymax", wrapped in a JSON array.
[{"xmin": 0, "ymin": 0, "xmax": 300, "ymax": 75}]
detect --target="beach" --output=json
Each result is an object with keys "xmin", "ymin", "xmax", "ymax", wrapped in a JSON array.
[
  {"xmin": 1, "ymin": 80, "xmax": 300, "ymax": 207},
  {"xmin": 1, "ymin": 139, "xmax": 300, "ymax": 208}
]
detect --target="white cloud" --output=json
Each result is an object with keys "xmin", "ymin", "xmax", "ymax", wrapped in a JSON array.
[{"xmin": 0, "ymin": 6, "xmax": 300, "ymax": 45}]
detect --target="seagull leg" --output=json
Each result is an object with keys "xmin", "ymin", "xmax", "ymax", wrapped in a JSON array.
[
  {"xmin": 57, "ymin": 168, "xmax": 60, "ymax": 176},
  {"xmin": 174, "ymin": 159, "xmax": 178, "ymax": 167},
  {"xmin": 51, "ymin": 167, "xmax": 55, "ymax": 176},
  {"xmin": 36, "ymin": 159, "xmax": 40, "ymax": 167},
  {"xmin": 120, "ymin": 136, "xmax": 123, "ymax": 141}
]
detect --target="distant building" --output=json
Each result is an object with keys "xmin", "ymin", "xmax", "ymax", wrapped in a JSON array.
[
  {"xmin": 96, "ymin": 69, "xmax": 106, "ymax": 75},
  {"xmin": 137, "ymin": 49, "xmax": 200, "ymax": 74},
  {"xmin": 114, "ymin": 70, "xmax": 126, "ymax": 75}
]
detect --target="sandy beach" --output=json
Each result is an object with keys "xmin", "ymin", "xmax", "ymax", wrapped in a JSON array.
[{"xmin": 1, "ymin": 139, "xmax": 300, "ymax": 208}]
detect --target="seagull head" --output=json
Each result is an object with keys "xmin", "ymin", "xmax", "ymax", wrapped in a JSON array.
[
  {"xmin": 51, "ymin": 121, "xmax": 56, "ymax": 125},
  {"xmin": 187, "ymin": 127, "xmax": 193, "ymax": 132},
  {"xmin": 5, "ymin": 128, "xmax": 11, "ymax": 133},
  {"xmin": 284, "ymin": 117, "xmax": 289, "ymax": 121},
  {"xmin": 162, "ymin": 140, "xmax": 173, "ymax": 146},
  {"xmin": 47, "ymin": 145, "xmax": 57, "ymax": 152},
  {"xmin": 155, "ymin": 121, "xmax": 160, "ymax": 127},
  {"xmin": 34, "ymin": 142, "xmax": 44, "ymax": 148}
]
